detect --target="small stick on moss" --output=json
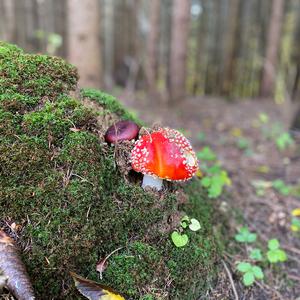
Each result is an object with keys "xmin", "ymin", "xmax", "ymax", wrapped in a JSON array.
[
  {"xmin": 221, "ymin": 259, "xmax": 239, "ymax": 300},
  {"xmin": 96, "ymin": 247, "xmax": 123, "ymax": 280},
  {"xmin": 0, "ymin": 230, "xmax": 35, "ymax": 300}
]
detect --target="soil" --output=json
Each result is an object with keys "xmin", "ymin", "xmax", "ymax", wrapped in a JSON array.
[{"xmin": 119, "ymin": 93, "xmax": 300, "ymax": 300}]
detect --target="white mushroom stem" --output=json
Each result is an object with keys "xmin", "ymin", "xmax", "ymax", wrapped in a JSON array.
[{"xmin": 142, "ymin": 174, "xmax": 163, "ymax": 191}]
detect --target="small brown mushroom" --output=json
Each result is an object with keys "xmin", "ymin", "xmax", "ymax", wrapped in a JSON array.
[{"xmin": 104, "ymin": 120, "xmax": 140, "ymax": 144}]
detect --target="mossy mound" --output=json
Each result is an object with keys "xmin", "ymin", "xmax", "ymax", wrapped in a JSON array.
[{"xmin": 0, "ymin": 42, "xmax": 219, "ymax": 299}]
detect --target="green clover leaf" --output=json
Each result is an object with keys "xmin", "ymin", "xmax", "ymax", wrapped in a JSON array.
[
  {"xmin": 252, "ymin": 266, "xmax": 264, "ymax": 279},
  {"xmin": 171, "ymin": 232, "xmax": 189, "ymax": 248},
  {"xmin": 249, "ymin": 248, "xmax": 263, "ymax": 261},
  {"xmin": 237, "ymin": 262, "xmax": 264, "ymax": 287},
  {"xmin": 268, "ymin": 239, "xmax": 279, "ymax": 250},
  {"xmin": 189, "ymin": 218, "xmax": 201, "ymax": 231},
  {"xmin": 197, "ymin": 147, "xmax": 216, "ymax": 161},
  {"xmin": 235, "ymin": 227, "xmax": 257, "ymax": 243},
  {"xmin": 267, "ymin": 239, "xmax": 287, "ymax": 263},
  {"xmin": 237, "ymin": 262, "xmax": 251, "ymax": 272},
  {"xmin": 180, "ymin": 216, "xmax": 190, "ymax": 229},
  {"xmin": 243, "ymin": 272, "xmax": 255, "ymax": 286}
]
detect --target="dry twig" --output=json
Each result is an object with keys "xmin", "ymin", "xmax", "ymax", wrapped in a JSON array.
[{"xmin": 221, "ymin": 259, "xmax": 239, "ymax": 300}]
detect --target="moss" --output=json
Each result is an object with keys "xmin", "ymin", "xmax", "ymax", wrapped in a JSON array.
[
  {"xmin": 0, "ymin": 43, "xmax": 219, "ymax": 299},
  {"xmin": 0, "ymin": 42, "xmax": 77, "ymax": 101},
  {"xmin": 81, "ymin": 88, "xmax": 141, "ymax": 124}
]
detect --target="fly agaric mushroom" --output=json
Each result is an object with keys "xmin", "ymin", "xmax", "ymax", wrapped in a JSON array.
[
  {"xmin": 131, "ymin": 128, "xmax": 198, "ymax": 190},
  {"xmin": 105, "ymin": 120, "xmax": 139, "ymax": 144}
]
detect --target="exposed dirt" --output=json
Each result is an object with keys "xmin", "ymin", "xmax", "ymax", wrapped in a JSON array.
[{"xmin": 118, "ymin": 93, "xmax": 300, "ymax": 300}]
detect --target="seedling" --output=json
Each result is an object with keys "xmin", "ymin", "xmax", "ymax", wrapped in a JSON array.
[
  {"xmin": 201, "ymin": 164, "xmax": 231, "ymax": 198},
  {"xmin": 197, "ymin": 146, "xmax": 217, "ymax": 161},
  {"xmin": 189, "ymin": 218, "xmax": 201, "ymax": 231},
  {"xmin": 237, "ymin": 262, "xmax": 264, "ymax": 286},
  {"xmin": 267, "ymin": 239, "xmax": 287, "ymax": 263},
  {"xmin": 249, "ymin": 248, "xmax": 263, "ymax": 261},
  {"xmin": 258, "ymin": 112, "xmax": 269, "ymax": 124},
  {"xmin": 275, "ymin": 132, "xmax": 293, "ymax": 151},
  {"xmin": 272, "ymin": 179, "xmax": 290, "ymax": 196},
  {"xmin": 235, "ymin": 227, "xmax": 257, "ymax": 243},
  {"xmin": 197, "ymin": 147, "xmax": 231, "ymax": 199},
  {"xmin": 171, "ymin": 216, "xmax": 201, "ymax": 248},
  {"xmin": 236, "ymin": 137, "xmax": 250, "ymax": 150},
  {"xmin": 171, "ymin": 232, "xmax": 189, "ymax": 248}
]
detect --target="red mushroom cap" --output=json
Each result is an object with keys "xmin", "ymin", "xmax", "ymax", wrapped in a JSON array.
[{"xmin": 131, "ymin": 128, "xmax": 198, "ymax": 181}]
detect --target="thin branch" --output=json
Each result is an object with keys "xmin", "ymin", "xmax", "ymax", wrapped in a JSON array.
[{"xmin": 221, "ymin": 259, "xmax": 239, "ymax": 300}]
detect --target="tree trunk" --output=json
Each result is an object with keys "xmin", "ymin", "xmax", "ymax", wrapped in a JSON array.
[
  {"xmin": 260, "ymin": 0, "xmax": 284, "ymax": 97},
  {"xmin": 104, "ymin": 0, "xmax": 114, "ymax": 90},
  {"xmin": 67, "ymin": 0, "xmax": 102, "ymax": 88},
  {"xmin": 169, "ymin": 0, "xmax": 190, "ymax": 102},
  {"xmin": 221, "ymin": 0, "xmax": 240, "ymax": 96},
  {"xmin": 1, "ymin": 0, "xmax": 16, "ymax": 42},
  {"xmin": 146, "ymin": 0, "xmax": 160, "ymax": 93}
]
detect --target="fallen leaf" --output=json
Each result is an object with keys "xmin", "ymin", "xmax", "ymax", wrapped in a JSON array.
[
  {"xmin": 70, "ymin": 272, "xmax": 125, "ymax": 300},
  {"xmin": 292, "ymin": 208, "xmax": 300, "ymax": 217},
  {"xmin": 189, "ymin": 218, "xmax": 201, "ymax": 231}
]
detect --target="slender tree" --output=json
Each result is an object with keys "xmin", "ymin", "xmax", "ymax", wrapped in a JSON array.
[
  {"xmin": 260, "ymin": 0, "xmax": 285, "ymax": 97},
  {"xmin": 104, "ymin": 0, "xmax": 114, "ymax": 90},
  {"xmin": 1, "ymin": 0, "xmax": 15, "ymax": 42},
  {"xmin": 67, "ymin": 0, "xmax": 102, "ymax": 88},
  {"xmin": 169, "ymin": 0, "xmax": 190, "ymax": 102},
  {"xmin": 221, "ymin": 0, "xmax": 240, "ymax": 96},
  {"xmin": 146, "ymin": 0, "xmax": 160, "ymax": 93}
]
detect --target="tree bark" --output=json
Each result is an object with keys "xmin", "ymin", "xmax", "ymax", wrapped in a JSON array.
[
  {"xmin": 67, "ymin": 0, "xmax": 102, "ymax": 88},
  {"xmin": 260, "ymin": 0, "xmax": 285, "ymax": 97},
  {"xmin": 104, "ymin": 0, "xmax": 114, "ymax": 90},
  {"xmin": 221, "ymin": 0, "xmax": 240, "ymax": 96},
  {"xmin": 169, "ymin": 0, "xmax": 190, "ymax": 102},
  {"xmin": 1, "ymin": 0, "xmax": 16, "ymax": 42},
  {"xmin": 146, "ymin": 0, "xmax": 160, "ymax": 93}
]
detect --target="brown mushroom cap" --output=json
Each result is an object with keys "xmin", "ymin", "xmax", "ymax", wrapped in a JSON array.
[{"xmin": 104, "ymin": 120, "xmax": 140, "ymax": 144}]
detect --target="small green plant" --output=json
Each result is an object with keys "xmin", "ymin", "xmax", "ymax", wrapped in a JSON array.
[
  {"xmin": 258, "ymin": 112, "xmax": 269, "ymax": 124},
  {"xmin": 171, "ymin": 232, "xmax": 189, "ymax": 248},
  {"xmin": 236, "ymin": 262, "xmax": 264, "ymax": 286},
  {"xmin": 272, "ymin": 179, "xmax": 290, "ymax": 196},
  {"xmin": 236, "ymin": 137, "xmax": 250, "ymax": 150},
  {"xmin": 197, "ymin": 146, "xmax": 217, "ymax": 161},
  {"xmin": 201, "ymin": 170, "xmax": 230, "ymax": 198},
  {"xmin": 197, "ymin": 147, "xmax": 231, "ymax": 199},
  {"xmin": 249, "ymin": 248, "xmax": 263, "ymax": 261},
  {"xmin": 235, "ymin": 227, "xmax": 257, "ymax": 243},
  {"xmin": 267, "ymin": 239, "xmax": 287, "ymax": 263},
  {"xmin": 275, "ymin": 132, "xmax": 293, "ymax": 151},
  {"xmin": 171, "ymin": 216, "xmax": 201, "ymax": 248}
]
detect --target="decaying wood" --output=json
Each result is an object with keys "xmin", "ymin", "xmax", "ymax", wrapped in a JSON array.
[{"xmin": 0, "ymin": 230, "xmax": 35, "ymax": 300}]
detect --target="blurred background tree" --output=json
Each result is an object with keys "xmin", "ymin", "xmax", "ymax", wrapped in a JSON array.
[{"xmin": 1, "ymin": 0, "xmax": 300, "ymax": 124}]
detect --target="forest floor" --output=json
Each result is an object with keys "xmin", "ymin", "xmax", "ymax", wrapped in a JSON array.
[{"xmin": 119, "ymin": 92, "xmax": 300, "ymax": 300}]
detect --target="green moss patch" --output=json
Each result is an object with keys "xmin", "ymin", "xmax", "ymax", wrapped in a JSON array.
[{"xmin": 0, "ymin": 42, "xmax": 219, "ymax": 299}]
